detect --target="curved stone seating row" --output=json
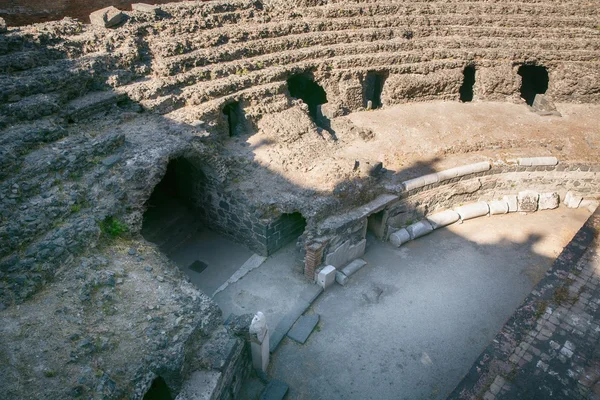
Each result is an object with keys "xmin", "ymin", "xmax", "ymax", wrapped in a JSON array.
[
  {"xmin": 307, "ymin": 159, "xmax": 600, "ymax": 280},
  {"xmin": 388, "ymin": 189, "xmax": 596, "ymax": 248}
]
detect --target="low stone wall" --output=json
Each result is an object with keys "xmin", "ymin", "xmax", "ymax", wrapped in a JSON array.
[{"xmin": 306, "ymin": 159, "xmax": 600, "ymax": 278}]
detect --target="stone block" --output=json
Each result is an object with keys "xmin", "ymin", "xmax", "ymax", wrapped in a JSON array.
[
  {"xmin": 176, "ymin": 370, "xmax": 222, "ymax": 400},
  {"xmin": 503, "ymin": 195, "xmax": 518, "ymax": 212},
  {"xmin": 90, "ymin": 6, "xmax": 125, "ymax": 28},
  {"xmin": 335, "ymin": 271, "xmax": 348, "ymax": 286},
  {"xmin": 517, "ymin": 156, "xmax": 559, "ymax": 166},
  {"xmin": 426, "ymin": 210, "xmax": 460, "ymax": 229},
  {"xmin": 436, "ymin": 161, "xmax": 491, "ymax": 181},
  {"xmin": 406, "ymin": 220, "xmax": 434, "ymax": 239},
  {"xmin": 538, "ymin": 192, "xmax": 559, "ymax": 210},
  {"xmin": 260, "ymin": 379, "xmax": 289, "ymax": 400},
  {"xmin": 488, "ymin": 200, "xmax": 509, "ymax": 215},
  {"xmin": 518, "ymin": 190, "xmax": 539, "ymax": 212},
  {"xmin": 402, "ymin": 173, "xmax": 439, "ymax": 191},
  {"xmin": 580, "ymin": 200, "xmax": 599, "ymax": 213},
  {"xmin": 389, "ymin": 228, "xmax": 411, "ymax": 247},
  {"xmin": 324, "ymin": 239, "xmax": 366, "ymax": 269},
  {"xmin": 564, "ymin": 191, "xmax": 583, "ymax": 209},
  {"xmin": 317, "ymin": 265, "xmax": 336, "ymax": 289},
  {"xmin": 287, "ymin": 314, "xmax": 319, "ymax": 344},
  {"xmin": 341, "ymin": 259, "xmax": 367, "ymax": 278},
  {"xmin": 531, "ymin": 94, "xmax": 562, "ymax": 117},
  {"xmin": 132, "ymin": 3, "xmax": 159, "ymax": 13},
  {"xmin": 455, "ymin": 202, "xmax": 489, "ymax": 220}
]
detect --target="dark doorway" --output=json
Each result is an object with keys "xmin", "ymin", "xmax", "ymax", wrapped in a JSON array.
[
  {"xmin": 143, "ymin": 377, "xmax": 172, "ymax": 400},
  {"xmin": 222, "ymin": 101, "xmax": 246, "ymax": 137},
  {"xmin": 459, "ymin": 65, "xmax": 476, "ymax": 102},
  {"xmin": 141, "ymin": 158, "xmax": 202, "ymax": 254},
  {"xmin": 287, "ymin": 73, "xmax": 328, "ymax": 122},
  {"xmin": 518, "ymin": 65, "xmax": 549, "ymax": 106},
  {"xmin": 364, "ymin": 71, "xmax": 387, "ymax": 109}
]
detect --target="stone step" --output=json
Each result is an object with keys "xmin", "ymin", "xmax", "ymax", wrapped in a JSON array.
[
  {"xmin": 63, "ymin": 91, "xmax": 127, "ymax": 123},
  {"xmin": 287, "ymin": 314, "xmax": 320, "ymax": 344},
  {"xmin": 260, "ymin": 379, "xmax": 289, "ymax": 400}
]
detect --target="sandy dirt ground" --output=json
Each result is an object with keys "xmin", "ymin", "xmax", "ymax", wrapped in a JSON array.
[{"xmin": 229, "ymin": 102, "xmax": 600, "ymax": 194}]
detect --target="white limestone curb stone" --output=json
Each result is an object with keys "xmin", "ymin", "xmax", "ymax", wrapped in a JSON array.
[
  {"xmin": 580, "ymin": 200, "xmax": 600, "ymax": 213},
  {"xmin": 426, "ymin": 210, "xmax": 460, "ymax": 229},
  {"xmin": 455, "ymin": 202, "xmax": 489, "ymax": 221},
  {"xmin": 565, "ymin": 191, "xmax": 583, "ymax": 209},
  {"xmin": 539, "ymin": 192, "xmax": 560, "ymax": 210},
  {"xmin": 488, "ymin": 200, "xmax": 509, "ymax": 215},
  {"xmin": 335, "ymin": 271, "xmax": 348, "ymax": 286},
  {"xmin": 389, "ymin": 228, "xmax": 411, "ymax": 247},
  {"xmin": 503, "ymin": 195, "xmax": 518, "ymax": 212},
  {"xmin": 341, "ymin": 259, "xmax": 367, "ymax": 277},
  {"xmin": 517, "ymin": 157, "xmax": 559, "ymax": 166},
  {"xmin": 406, "ymin": 220, "xmax": 434, "ymax": 239},
  {"xmin": 435, "ymin": 161, "xmax": 491, "ymax": 181}
]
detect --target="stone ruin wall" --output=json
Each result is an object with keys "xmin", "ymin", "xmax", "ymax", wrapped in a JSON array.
[
  {"xmin": 1, "ymin": 0, "xmax": 600, "ymax": 399},
  {"xmin": 310, "ymin": 162, "xmax": 600, "ymax": 279},
  {"xmin": 0, "ymin": 0, "xmax": 195, "ymax": 26}
]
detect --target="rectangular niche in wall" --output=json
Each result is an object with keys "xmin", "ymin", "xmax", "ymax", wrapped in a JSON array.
[
  {"xmin": 364, "ymin": 71, "xmax": 387, "ymax": 109},
  {"xmin": 222, "ymin": 101, "xmax": 247, "ymax": 137}
]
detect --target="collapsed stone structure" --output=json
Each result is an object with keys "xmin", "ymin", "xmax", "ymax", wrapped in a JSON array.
[{"xmin": 1, "ymin": 0, "xmax": 600, "ymax": 399}]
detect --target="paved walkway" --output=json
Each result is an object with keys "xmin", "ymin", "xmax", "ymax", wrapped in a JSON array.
[
  {"xmin": 450, "ymin": 209, "xmax": 600, "ymax": 400},
  {"xmin": 267, "ymin": 207, "xmax": 591, "ymax": 400}
]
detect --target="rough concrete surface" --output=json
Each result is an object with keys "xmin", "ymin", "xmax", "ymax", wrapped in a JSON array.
[
  {"xmin": 269, "ymin": 207, "xmax": 591, "ymax": 399},
  {"xmin": 213, "ymin": 242, "xmax": 313, "ymax": 332}
]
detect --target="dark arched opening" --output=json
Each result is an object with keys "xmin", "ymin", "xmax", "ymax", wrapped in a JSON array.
[
  {"xmin": 141, "ymin": 158, "xmax": 201, "ymax": 254},
  {"xmin": 222, "ymin": 101, "xmax": 246, "ymax": 137},
  {"xmin": 287, "ymin": 73, "xmax": 328, "ymax": 123},
  {"xmin": 459, "ymin": 65, "xmax": 476, "ymax": 102},
  {"xmin": 143, "ymin": 377, "xmax": 172, "ymax": 400},
  {"xmin": 364, "ymin": 71, "xmax": 387, "ymax": 109},
  {"xmin": 518, "ymin": 65, "xmax": 549, "ymax": 106}
]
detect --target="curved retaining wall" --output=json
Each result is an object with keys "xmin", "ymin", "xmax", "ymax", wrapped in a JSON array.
[{"xmin": 305, "ymin": 159, "xmax": 600, "ymax": 278}]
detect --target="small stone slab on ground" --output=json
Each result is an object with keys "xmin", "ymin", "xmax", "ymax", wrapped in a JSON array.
[
  {"xmin": 269, "ymin": 285, "xmax": 323, "ymax": 352},
  {"xmin": 260, "ymin": 379, "xmax": 289, "ymax": 400},
  {"xmin": 90, "ymin": 6, "xmax": 125, "ymax": 28},
  {"xmin": 287, "ymin": 314, "xmax": 320, "ymax": 344}
]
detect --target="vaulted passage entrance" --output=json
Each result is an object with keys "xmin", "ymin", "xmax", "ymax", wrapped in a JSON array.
[
  {"xmin": 141, "ymin": 157, "xmax": 308, "ymax": 295},
  {"xmin": 518, "ymin": 65, "xmax": 549, "ymax": 106},
  {"xmin": 459, "ymin": 65, "xmax": 476, "ymax": 102},
  {"xmin": 287, "ymin": 73, "xmax": 328, "ymax": 123}
]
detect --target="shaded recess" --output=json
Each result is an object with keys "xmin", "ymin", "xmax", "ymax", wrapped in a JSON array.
[
  {"xmin": 364, "ymin": 71, "xmax": 387, "ymax": 109},
  {"xmin": 222, "ymin": 101, "xmax": 246, "ymax": 137},
  {"xmin": 287, "ymin": 73, "xmax": 328, "ymax": 122},
  {"xmin": 141, "ymin": 157, "xmax": 202, "ymax": 253},
  {"xmin": 267, "ymin": 212, "xmax": 307, "ymax": 255},
  {"xmin": 518, "ymin": 65, "xmax": 549, "ymax": 106},
  {"xmin": 143, "ymin": 376, "xmax": 172, "ymax": 400},
  {"xmin": 459, "ymin": 65, "xmax": 476, "ymax": 102}
]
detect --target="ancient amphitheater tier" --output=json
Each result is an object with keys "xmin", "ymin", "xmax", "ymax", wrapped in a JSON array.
[{"xmin": 1, "ymin": 1, "xmax": 600, "ymax": 399}]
